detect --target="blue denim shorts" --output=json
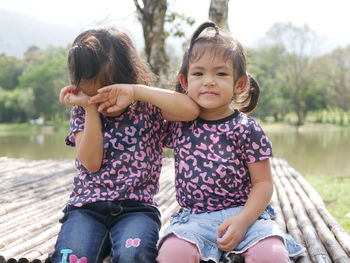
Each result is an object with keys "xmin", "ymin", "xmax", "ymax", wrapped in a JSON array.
[{"xmin": 159, "ymin": 205, "xmax": 305, "ymax": 262}]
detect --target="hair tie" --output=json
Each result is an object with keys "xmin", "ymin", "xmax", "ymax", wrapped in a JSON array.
[{"xmin": 214, "ymin": 25, "xmax": 219, "ymax": 37}]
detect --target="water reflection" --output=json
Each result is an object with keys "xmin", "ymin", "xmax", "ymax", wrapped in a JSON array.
[
  {"xmin": 266, "ymin": 128, "xmax": 350, "ymax": 176},
  {"xmin": 0, "ymin": 130, "xmax": 76, "ymax": 160},
  {"xmin": 30, "ymin": 134, "xmax": 44, "ymax": 145},
  {"xmin": 0, "ymin": 126, "xmax": 349, "ymax": 176}
]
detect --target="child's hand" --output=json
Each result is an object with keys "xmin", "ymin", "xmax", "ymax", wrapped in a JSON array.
[
  {"xmin": 216, "ymin": 216, "xmax": 248, "ymax": 252},
  {"xmin": 59, "ymin": 85, "xmax": 91, "ymax": 108},
  {"xmin": 89, "ymin": 84, "xmax": 135, "ymax": 113}
]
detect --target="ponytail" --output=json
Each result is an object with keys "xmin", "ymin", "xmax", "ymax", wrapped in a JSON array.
[
  {"xmin": 239, "ymin": 74, "xmax": 260, "ymax": 113},
  {"xmin": 188, "ymin": 21, "xmax": 219, "ymax": 55}
]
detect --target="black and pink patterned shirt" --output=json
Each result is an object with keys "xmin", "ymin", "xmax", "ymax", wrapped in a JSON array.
[
  {"xmin": 162, "ymin": 110, "xmax": 273, "ymax": 214},
  {"xmin": 65, "ymin": 102, "xmax": 165, "ymax": 207}
]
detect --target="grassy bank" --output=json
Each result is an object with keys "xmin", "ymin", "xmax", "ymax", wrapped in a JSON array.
[
  {"xmin": 0, "ymin": 122, "xmax": 70, "ymax": 135},
  {"xmin": 261, "ymin": 121, "xmax": 350, "ymax": 133},
  {"xmin": 304, "ymin": 173, "xmax": 350, "ymax": 234}
]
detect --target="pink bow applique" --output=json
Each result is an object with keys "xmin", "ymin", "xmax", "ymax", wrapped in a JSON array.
[
  {"xmin": 69, "ymin": 254, "xmax": 87, "ymax": 263},
  {"xmin": 125, "ymin": 238, "xmax": 141, "ymax": 248}
]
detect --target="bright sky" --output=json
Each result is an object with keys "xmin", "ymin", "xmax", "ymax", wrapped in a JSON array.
[{"xmin": 1, "ymin": 0, "xmax": 349, "ymax": 52}]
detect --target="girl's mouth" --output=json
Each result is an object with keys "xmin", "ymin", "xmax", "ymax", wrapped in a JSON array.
[{"xmin": 201, "ymin": 91, "xmax": 217, "ymax": 96}]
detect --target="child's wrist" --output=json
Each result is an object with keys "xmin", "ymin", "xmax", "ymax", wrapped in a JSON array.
[
  {"xmin": 84, "ymin": 103, "xmax": 98, "ymax": 112},
  {"xmin": 133, "ymin": 84, "xmax": 143, "ymax": 101}
]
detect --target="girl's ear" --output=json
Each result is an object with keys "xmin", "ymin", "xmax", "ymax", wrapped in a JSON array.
[
  {"xmin": 178, "ymin": 74, "xmax": 188, "ymax": 92},
  {"xmin": 234, "ymin": 74, "xmax": 248, "ymax": 94}
]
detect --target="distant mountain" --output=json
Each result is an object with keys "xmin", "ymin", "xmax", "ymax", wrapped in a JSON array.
[{"xmin": 0, "ymin": 9, "xmax": 80, "ymax": 57}]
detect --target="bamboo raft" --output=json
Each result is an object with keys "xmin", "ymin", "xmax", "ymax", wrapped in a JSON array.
[{"xmin": 0, "ymin": 157, "xmax": 349, "ymax": 263}]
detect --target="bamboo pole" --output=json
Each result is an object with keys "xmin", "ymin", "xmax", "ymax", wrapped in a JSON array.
[
  {"xmin": 271, "ymin": 160, "xmax": 313, "ymax": 263},
  {"xmin": 288, "ymin": 165, "xmax": 350, "ymax": 258},
  {"xmin": 1, "ymin": 158, "xmax": 349, "ymax": 263},
  {"xmin": 0, "ymin": 225, "xmax": 60, "ymax": 260},
  {"xmin": 284, "ymin": 167, "xmax": 350, "ymax": 263},
  {"xmin": 18, "ymin": 235, "xmax": 57, "ymax": 262},
  {"xmin": 274, "ymin": 158, "xmax": 332, "ymax": 263},
  {"xmin": 270, "ymin": 188, "xmax": 287, "ymax": 232},
  {"xmin": 0, "ymin": 212, "xmax": 62, "ymax": 248}
]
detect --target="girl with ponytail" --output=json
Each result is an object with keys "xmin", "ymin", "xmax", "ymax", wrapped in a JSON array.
[{"xmin": 157, "ymin": 22, "xmax": 305, "ymax": 263}]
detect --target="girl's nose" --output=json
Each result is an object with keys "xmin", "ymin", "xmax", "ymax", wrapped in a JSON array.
[{"xmin": 204, "ymin": 75, "xmax": 215, "ymax": 86}]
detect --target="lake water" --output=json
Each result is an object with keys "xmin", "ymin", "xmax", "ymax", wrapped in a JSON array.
[{"xmin": 0, "ymin": 125, "xmax": 349, "ymax": 176}]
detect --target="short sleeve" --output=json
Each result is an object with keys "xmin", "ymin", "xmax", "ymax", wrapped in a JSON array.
[
  {"xmin": 241, "ymin": 120, "xmax": 273, "ymax": 163},
  {"xmin": 161, "ymin": 120, "xmax": 175, "ymax": 149},
  {"xmin": 146, "ymin": 102, "xmax": 165, "ymax": 129},
  {"xmin": 65, "ymin": 105, "xmax": 85, "ymax": 147}
]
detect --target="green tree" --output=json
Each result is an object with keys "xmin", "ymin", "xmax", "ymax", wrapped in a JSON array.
[
  {"xmin": 264, "ymin": 22, "xmax": 322, "ymax": 125},
  {"xmin": 0, "ymin": 87, "xmax": 34, "ymax": 122},
  {"xmin": 17, "ymin": 47, "xmax": 69, "ymax": 121},
  {"xmin": 248, "ymin": 46, "xmax": 292, "ymax": 121},
  {"xmin": 327, "ymin": 46, "xmax": 350, "ymax": 111},
  {"xmin": 0, "ymin": 53, "xmax": 23, "ymax": 91}
]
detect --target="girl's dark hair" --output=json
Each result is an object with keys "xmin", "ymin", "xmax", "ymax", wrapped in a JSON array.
[
  {"xmin": 240, "ymin": 73, "xmax": 260, "ymax": 113},
  {"xmin": 68, "ymin": 26, "xmax": 153, "ymax": 92},
  {"xmin": 176, "ymin": 21, "xmax": 260, "ymax": 113}
]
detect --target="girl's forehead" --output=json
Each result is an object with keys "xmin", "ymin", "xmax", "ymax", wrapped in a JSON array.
[{"xmin": 190, "ymin": 52, "xmax": 232, "ymax": 68}]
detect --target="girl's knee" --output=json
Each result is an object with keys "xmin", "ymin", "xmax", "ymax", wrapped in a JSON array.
[
  {"xmin": 157, "ymin": 235, "xmax": 200, "ymax": 263},
  {"xmin": 243, "ymin": 236, "xmax": 290, "ymax": 263}
]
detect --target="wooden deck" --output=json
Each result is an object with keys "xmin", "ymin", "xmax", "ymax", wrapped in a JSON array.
[{"xmin": 0, "ymin": 157, "xmax": 349, "ymax": 263}]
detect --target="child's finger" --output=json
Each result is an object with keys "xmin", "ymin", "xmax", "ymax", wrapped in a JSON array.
[
  {"xmin": 59, "ymin": 87, "xmax": 69, "ymax": 102},
  {"xmin": 107, "ymin": 105, "xmax": 122, "ymax": 113},
  {"xmin": 97, "ymin": 86, "xmax": 113, "ymax": 93},
  {"xmin": 97, "ymin": 101, "xmax": 112, "ymax": 112},
  {"xmin": 217, "ymin": 220, "xmax": 229, "ymax": 236},
  {"xmin": 89, "ymin": 93, "xmax": 106, "ymax": 104},
  {"xmin": 64, "ymin": 93, "xmax": 72, "ymax": 104}
]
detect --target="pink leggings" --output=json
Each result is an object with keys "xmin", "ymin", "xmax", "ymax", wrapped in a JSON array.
[{"xmin": 156, "ymin": 235, "xmax": 290, "ymax": 263}]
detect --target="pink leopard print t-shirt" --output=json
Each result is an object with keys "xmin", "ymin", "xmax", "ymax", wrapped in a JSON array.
[
  {"xmin": 162, "ymin": 110, "xmax": 273, "ymax": 214},
  {"xmin": 65, "ymin": 102, "xmax": 165, "ymax": 207}
]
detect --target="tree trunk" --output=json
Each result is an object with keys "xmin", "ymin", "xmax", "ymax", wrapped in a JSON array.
[
  {"xmin": 294, "ymin": 85, "xmax": 305, "ymax": 125},
  {"xmin": 134, "ymin": 0, "xmax": 168, "ymax": 85},
  {"xmin": 209, "ymin": 0, "xmax": 230, "ymax": 31}
]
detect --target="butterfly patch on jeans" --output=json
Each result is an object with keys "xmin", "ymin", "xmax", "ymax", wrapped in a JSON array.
[
  {"xmin": 125, "ymin": 238, "xmax": 141, "ymax": 248},
  {"xmin": 69, "ymin": 254, "xmax": 87, "ymax": 263}
]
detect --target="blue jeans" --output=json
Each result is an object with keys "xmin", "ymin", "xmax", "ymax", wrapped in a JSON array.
[{"xmin": 51, "ymin": 201, "xmax": 161, "ymax": 263}]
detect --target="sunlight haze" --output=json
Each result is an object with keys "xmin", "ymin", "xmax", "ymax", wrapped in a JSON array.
[{"xmin": 1, "ymin": 0, "xmax": 349, "ymax": 52}]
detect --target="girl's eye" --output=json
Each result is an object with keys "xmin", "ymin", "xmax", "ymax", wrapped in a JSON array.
[
  {"xmin": 193, "ymin": 72, "xmax": 203, "ymax": 76},
  {"xmin": 217, "ymin": 72, "xmax": 228, "ymax": 76}
]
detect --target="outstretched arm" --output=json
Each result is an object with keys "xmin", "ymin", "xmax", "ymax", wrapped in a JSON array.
[
  {"xmin": 60, "ymin": 86, "xmax": 103, "ymax": 172},
  {"xmin": 89, "ymin": 84, "xmax": 200, "ymax": 121},
  {"xmin": 216, "ymin": 159, "xmax": 273, "ymax": 251}
]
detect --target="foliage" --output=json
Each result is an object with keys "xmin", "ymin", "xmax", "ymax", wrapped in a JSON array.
[
  {"xmin": 0, "ymin": 17, "xmax": 349, "ymax": 125},
  {"xmin": 305, "ymin": 173, "xmax": 350, "ymax": 234},
  {"xmin": 0, "ymin": 46, "xmax": 69, "ymax": 122},
  {"xmin": 324, "ymin": 46, "xmax": 350, "ymax": 111},
  {"xmin": 0, "ymin": 53, "xmax": 23, "ymax": 91},
  {"xmin": 164, "ymin": 12, "xmax": 195, "ymax": 38},
  {"xmin": 248, "ymin": 46, "xmax": 292, "ymax": 121},
  {"xmin": 0, "ymin": 87, "xmax": 33, "ymax": 122},
  {"xmin": 17, "ymin": 48, "xmax": 69, "ymax": 120}
]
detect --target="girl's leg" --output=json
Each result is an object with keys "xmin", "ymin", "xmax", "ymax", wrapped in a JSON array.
[
  {"xmin": 242, "ymin": 236, "xmax": 290, "ymax": 263},
  {"xmin": 109, "ymin": 203, "xmax": 161, "ymax": 263},
  {"xmin": 51, "ymin": 205, "xmax": 110, "ymax": 263},
  {"xmin": 156, "ymin": 234, "xmax": 201, "ymax": 263}
]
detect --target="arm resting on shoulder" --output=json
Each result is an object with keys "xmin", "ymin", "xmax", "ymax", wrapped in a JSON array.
[{"xmin": 133, "ymin": 85, "xmax": 199, "ymax": 121}]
